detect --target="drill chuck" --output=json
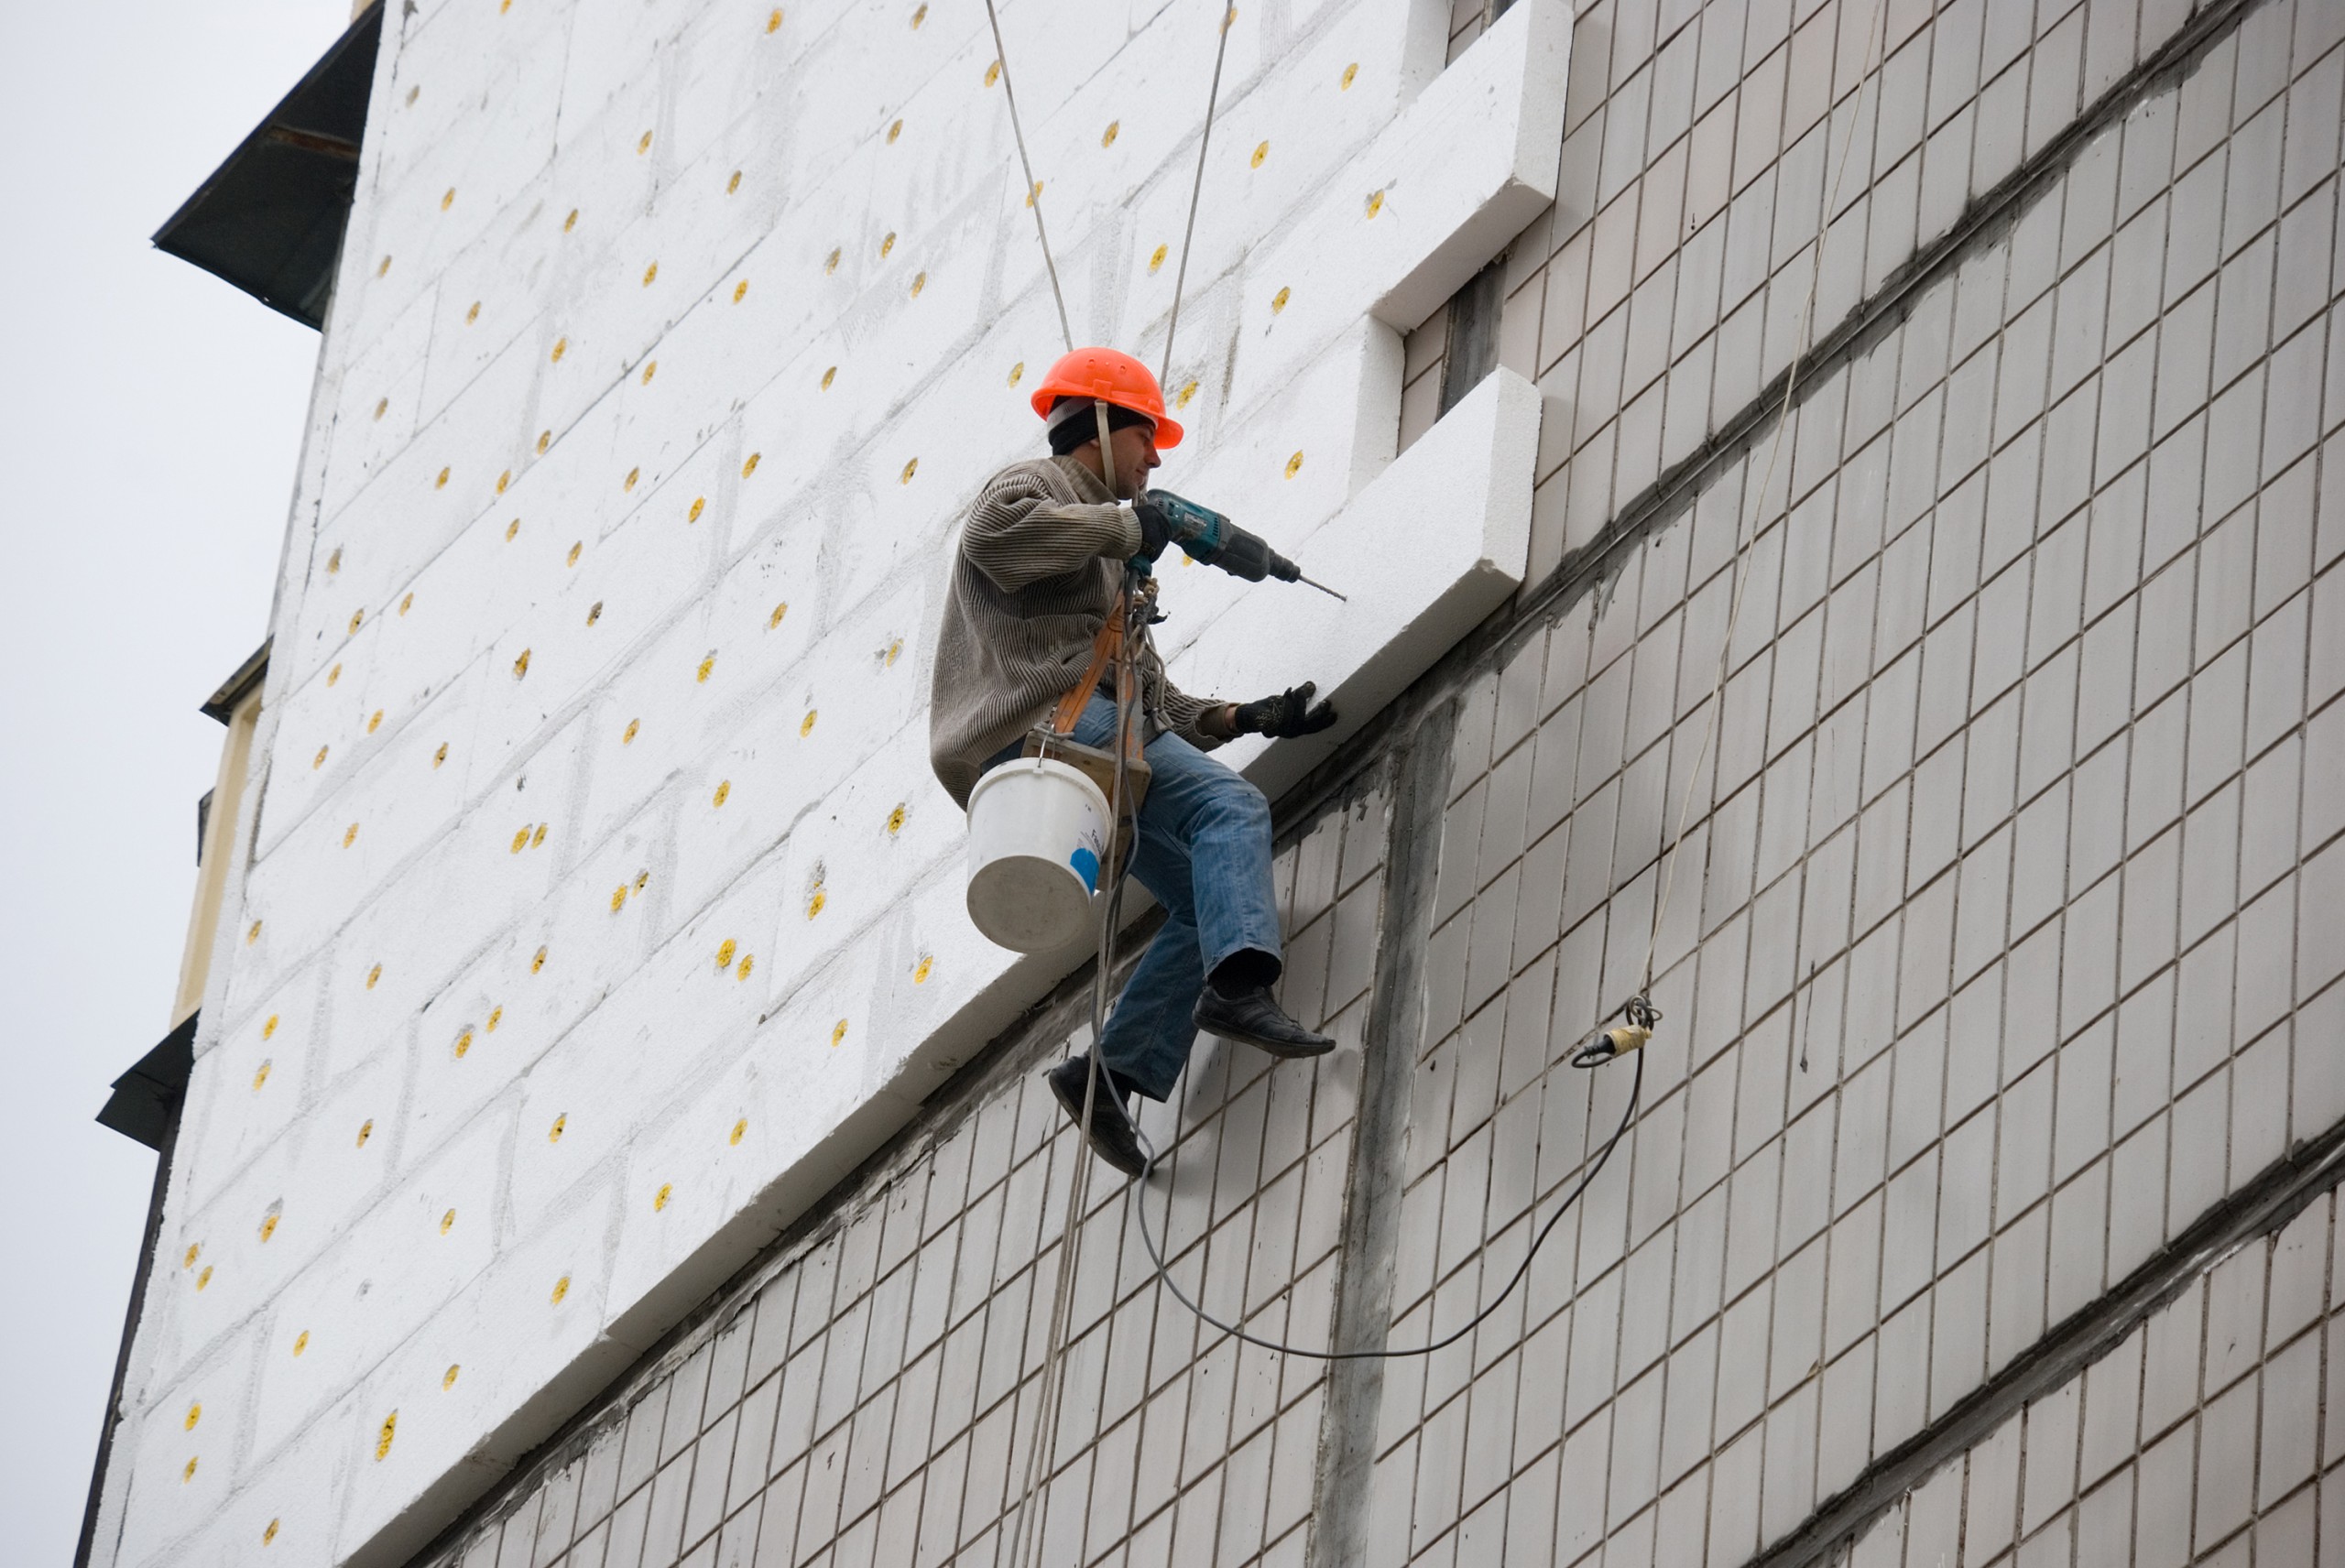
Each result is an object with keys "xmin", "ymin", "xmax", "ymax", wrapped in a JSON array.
[{"xmin": 1205, "ymin": 524, "xmax": 1302, "ymax": 584}]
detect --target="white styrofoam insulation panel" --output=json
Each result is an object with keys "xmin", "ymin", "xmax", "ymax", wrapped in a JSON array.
[{"xmin": 95, "ymin": 0, "xmax": 1567, "ymax": 1561}]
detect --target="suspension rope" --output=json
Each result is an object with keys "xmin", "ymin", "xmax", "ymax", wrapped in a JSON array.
[
  {"xmin": 1003, "ymin": 408, "xmax": 1135, "ymax": 1568},
  {"xmin": 1158, "ymin": 5, "xmax": 1237, "ymax": 384},
  {"xmin": 980, "ymin": 0, "xmax": 1074, "ymax": 352},
  {"xmin": 978, "ymin": 0, "xmax": 1167, "ymax": 1541},
  {"xmin": 1635, "ymin": 0, "xmax": 1890, "ymax": 997},
  {"xmin": 972, "ymin": 0, "xmax": 1129, "ymax": 1532}
]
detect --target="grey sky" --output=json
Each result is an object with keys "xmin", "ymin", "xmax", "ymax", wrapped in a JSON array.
[{"xmin": 0, "ymin": 2, "xmax": 352, "ymax": 1558}]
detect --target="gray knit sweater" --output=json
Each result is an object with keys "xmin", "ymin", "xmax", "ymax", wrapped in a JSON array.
[{"xmin": 929, "ymin": 454, "xmax": 1224, "ymax": 808}]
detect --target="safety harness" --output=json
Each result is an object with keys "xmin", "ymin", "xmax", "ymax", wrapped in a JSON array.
[{"xmin": 1021, "ymin": 578, "xmax": 1156, "ymax": 874}]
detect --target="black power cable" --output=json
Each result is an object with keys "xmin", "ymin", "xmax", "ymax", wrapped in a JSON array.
[{"xmin": 1129, "ymin": 1051, "xmax": 1642, "ymax": 1360}]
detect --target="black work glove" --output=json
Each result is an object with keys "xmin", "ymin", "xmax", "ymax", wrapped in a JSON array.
[
  {"xmin": 1230, "ymin": 682, "xmax": 1337, "ymax": 739},
  {"xmin": 1131, "ymin": 496, "xmax": 1174, "ymax": 562}
]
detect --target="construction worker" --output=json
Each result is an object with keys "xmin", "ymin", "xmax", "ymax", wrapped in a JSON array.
[{"xmin": 930, "ymin": 346, "xmax": 1338, "ymax": 1175}]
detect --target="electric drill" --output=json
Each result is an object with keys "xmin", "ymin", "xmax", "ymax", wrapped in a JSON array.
[{"xmin": 1133, "ymin": 491, "xmax": 1344, "ymax": 597}]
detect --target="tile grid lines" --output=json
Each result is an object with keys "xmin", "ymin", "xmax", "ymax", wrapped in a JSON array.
[
  {"xmin": 1454, "ymin": 0, "xmax": 2334, "ymax": 1060},
  {"xmin": 1369, "ymin": 8, "xmax": 2345, "ymax": 1556},
  {"xmin": 2151, "ymin": 1216, "xmax": 2334, "ymax": 1562},
  {"xmin": 958, "ymin": 802, "xmax": 1388, "ymax": 1560},
  {"xmin": 2016, "ymin": 8, "xmax": 2334, "ymax": 1215},
  {"xmin": 1720, "ymin": 0, "xmax": 2106, "ymax": 1515},
  {"xmin": 1002, "ymin": 997, "xmax": 1347, "ymax": 1552},
  {"xmin": 1311, "ymin": 713, "xmax": 1460, "ymax": 1568},
  {"xmin": 1397, "ymin": 862, "xmax": 2335, "ymax": 1556},
  {"xmin": 1425, "ymin": 178, "xmax": 2285, "ymax": 1364},
  {"xmin": 398, "ymin": 975, "xmax": 1083, "ymax": 1564},
  {"xmin": 1287, "ymin": 0, "xmax": 2270, "ymax": 865},
  {"xmin": 1109, "ymin": 1088, "xmax": 1232, "ymax": 1562},
  {"xmin": 1611, "ymin": 13, "xmax": 1914, "ymax": 1532},
  {"xmin": 1522, "ymin": 0, "xmax": 1859, "ymax": 509},
  {"xmin": 1397, "ymin": 632, "xmax": 2335, "ymax": 1537},
  {"xmin": 1838, "ymin": 269, "xmax": 2317, "ymax": 1537},
  {"xmin": 1000, "ymin": 891, "xmax": 1151, "ymax": 1568},
  {"xmin": 1642, "ymin": 0, "xmax": 1892, "ymax": 1051},
  {"xmin": 1750, "ymin": 1129, "xmax": 2345, "ymax": 1567},
  {"xmin": 1512, "ymin": 0, "xmax": 2269, "ymax": 650},
  {"xmin": 407, "ymin": 802, "xmax": 1385, "ymax": 1568}
]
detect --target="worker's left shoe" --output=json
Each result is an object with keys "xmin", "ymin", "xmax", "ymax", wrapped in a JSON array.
[
  {"xmin": 1192, "ymin": 983, "xmax": 1336, "ymax": 1060},
  {"xmin": 1046, "ymin": 1057, "xmax": 1150, "ymax": 1177}
]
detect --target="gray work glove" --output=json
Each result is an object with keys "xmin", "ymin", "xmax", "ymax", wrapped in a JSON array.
[{"xmin": 1231, "ymin": 682, "xmax": 1337, "ymax": 738}]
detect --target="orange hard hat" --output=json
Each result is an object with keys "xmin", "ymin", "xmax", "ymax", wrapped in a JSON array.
[{"xmin": 1028, "ymin": 346, "xmax": 1184, "ymax": 448}]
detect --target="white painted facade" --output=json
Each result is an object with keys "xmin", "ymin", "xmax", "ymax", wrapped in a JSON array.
[{"xmin": 93, "ymin": 0, "xmax": 1565, "ymax": 1561}]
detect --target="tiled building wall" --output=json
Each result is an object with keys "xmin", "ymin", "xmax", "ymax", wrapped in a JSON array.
[
  {"xmin": 393, "ymin": 0, "xmax": 2345, "ymax": 1565},
  {"xmin": 1359, "ymin": 0, "xmax": 2345, "ymax": 1559},
  {"xmin": 1421, "ymin": 0, "xmax": 2340, "ymax": 599},
  {"xmin": 410, "ymin": 790, "xmax": 1392, "ymax": 1568},
  {"xmin": 1845, "ymin": 1189, "xmax": 2343, "ymax": 1567}
]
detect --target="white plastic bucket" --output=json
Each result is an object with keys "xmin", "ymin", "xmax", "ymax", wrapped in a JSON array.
[{"xmin": 965, "ymin": 757, "xmax": 1114, "ymax": 953}]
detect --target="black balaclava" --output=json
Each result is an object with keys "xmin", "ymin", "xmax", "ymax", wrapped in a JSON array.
[{"xmin": 1045, "ymin": 395, "xmax": 1155, "ymax": 456}]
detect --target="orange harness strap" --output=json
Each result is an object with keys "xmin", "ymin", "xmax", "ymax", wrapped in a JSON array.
[
  {"xmin": 1049, "ymin": 598, "xmax": 1126, "ymax": 736},
  {"xmin": 1030, "ymin": 596, "xmax": 1152, "ymax": 846}
]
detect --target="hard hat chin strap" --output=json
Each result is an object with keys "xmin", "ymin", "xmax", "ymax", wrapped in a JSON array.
[{"xmin": 1091, "ymin": 398, "xmax": 1118, "ymax": 497}]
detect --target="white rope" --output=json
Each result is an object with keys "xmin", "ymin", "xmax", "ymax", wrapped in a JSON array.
[
  {"xmin": 991, "ymin": 0, "xmax": 1238, "ymax": 1549},
  {"xmin": 1159, "ymin": 5, "xmax": 1237, "ymax": 384},
  {"xmin": 980, "ymin": 0, "xmax": 1075, "ymax": 352},
  {"xmin": 1001, "ymin": 405, "xmax": 1130, "ymax": 1568},
  {"xmin": 1637, "ymin": 0, "xmax": 1890, "ymax": 996},
  {"xmin": 978, "ymin": 0, "xmax": 1080, "ymax": 1539}
]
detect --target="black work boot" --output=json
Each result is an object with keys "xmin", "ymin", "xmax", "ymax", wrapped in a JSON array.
[
  {"xmin": 1192, "ymin": 982, "xmax": 1336, "ymax": 1059},
  {"xmin": 1046, "ymin": 1056, "xmax": 1149, "ymax": 1177}
]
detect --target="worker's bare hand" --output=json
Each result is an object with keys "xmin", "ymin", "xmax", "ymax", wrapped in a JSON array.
[{"xmin": 1231, "ymin": 682, "xmax": 1337, "ymax": 739}]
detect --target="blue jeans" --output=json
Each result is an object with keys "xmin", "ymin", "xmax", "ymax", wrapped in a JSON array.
[{"xmin": 984, "ymin": 694, "xmax": 1282, "ymax": 1100}]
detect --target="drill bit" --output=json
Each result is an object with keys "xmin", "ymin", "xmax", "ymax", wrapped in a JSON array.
[{"xmin": 1297, "ymin": 575, "xmax": 1347, "ymax": 602}]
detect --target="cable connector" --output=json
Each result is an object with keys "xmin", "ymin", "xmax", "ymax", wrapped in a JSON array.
[{"xmin": 1570, "ymin": 994, "xmax": 1662, "ymax": 1069}]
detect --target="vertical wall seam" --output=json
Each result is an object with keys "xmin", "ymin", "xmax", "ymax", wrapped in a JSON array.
[{"xmin": 1307, "ymin": 696, "xmax": 1459, "ymax": 1566}]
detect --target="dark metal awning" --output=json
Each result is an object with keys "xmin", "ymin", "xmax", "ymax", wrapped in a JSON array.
[
  {"xmin": 200, "ymin": 638, "xmax": 272, "ymax": 724},
  {"xmin": 95, "ymin": 1012, "xmax": 199, "ymax": 1152},
  {"xmin": 152, "ymin": 2, "xmax": 384, "ymax": 329}
]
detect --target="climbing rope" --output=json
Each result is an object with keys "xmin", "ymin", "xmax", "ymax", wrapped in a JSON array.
[
  {"xmin": 979, "ymin": 0, "xmax": 1074, "ymax": 351},
  {"xmin": 1158, "ymin": 5, "xmax": 1237, "ymax": 384},
  {"xmin": 989, "ymin": 1, "xmax": 1241, "ymax": 1546},
  {"xmin": 1003, "ymin": 408, "xmax": 1141, "ymax": 1568}
]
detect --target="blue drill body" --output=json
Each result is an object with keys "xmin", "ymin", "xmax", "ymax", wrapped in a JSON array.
[{"xmin": 1134, "ymin": 490, "xmax": 1301, "ymax": 584}]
